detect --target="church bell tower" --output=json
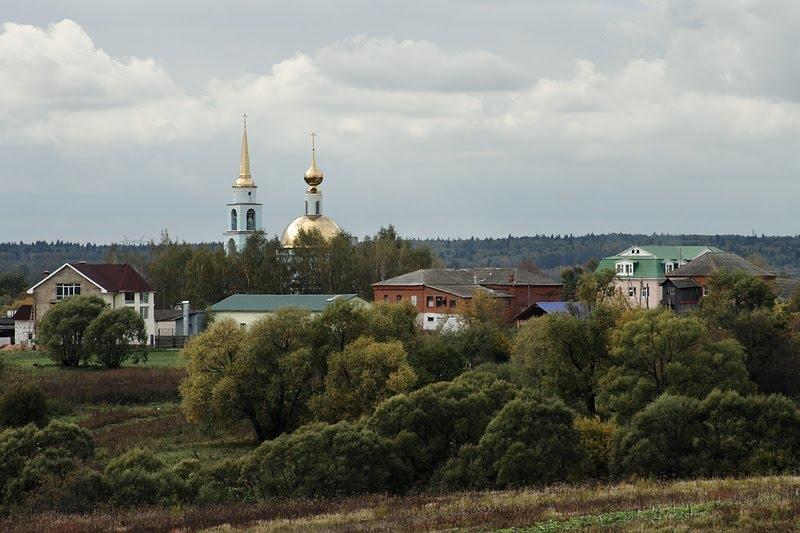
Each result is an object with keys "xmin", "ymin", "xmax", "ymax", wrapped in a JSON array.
[{"xmin": 224, "ymin": 115, "xmax": 263, "ymax": 255}]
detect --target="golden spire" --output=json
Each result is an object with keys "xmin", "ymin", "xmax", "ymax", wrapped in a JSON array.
[
  {"xmin": 234, "ymin": 114, "xmax": 255, "ymax": 187},
  {"xmin": 304, "ymin": 132, "xmax": 324, "ymax": 187}
]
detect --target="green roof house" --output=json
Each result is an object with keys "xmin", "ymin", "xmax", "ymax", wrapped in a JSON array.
[
  {"xmin": 210, "ymin": 294, "xmax": 369, "ymax": 330},
  {"xmin": 595, "ymin": 245, "xmax": 722, "ymax": 307}
]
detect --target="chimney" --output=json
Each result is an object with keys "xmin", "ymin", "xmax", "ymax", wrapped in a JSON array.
[
  {"xmin": 78, "ymin": 260, "xmax": 87, "ymax": 264},
  {"xmin": 182, "ymin": 301, "xmax": 190, "ymax": 336}
]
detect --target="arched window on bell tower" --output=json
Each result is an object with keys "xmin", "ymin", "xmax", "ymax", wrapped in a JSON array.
[
  {"xmin": 228, "ymin": 238, "xmax": 236, "ymax": 254},
  {"xmin": 230, "ymin": 209, "xmax": 237, "ymax": 231},
  {"xmin": 246, "ymin": 209, "xmax": 255, "ymax": 231},
  {"xmin": 315, "ymin": 200, "xmax": 320, "ymax": 215}
]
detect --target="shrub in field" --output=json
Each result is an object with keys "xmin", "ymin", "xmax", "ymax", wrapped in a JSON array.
[
  {"xmin": 25, "ymin": 466, "xmax": 111, "ymax": 513},
  {"xmin": 610, "ymin": 394, "xmax": 705, "ymax": 478},
  {"xmin": 242, "ymin": 421, "xmax": 407, "ymax": 499},
  {"xmin": 367, "ymin": 371, "xmax": 517, "ymax": 487},
  {"xmin": 695, "ymin": 390, "xmax": 800, "ymax": 476},
  {"xmin": 310, "ymin": 337, "xmax": 417, "ymax": 422},
  {"xmin": 0, "ymin": 383, "xmax": 49, "ymax": 428},
  {"xmin": 574, "ymin": 416, "xmax": 617, "ymax": 479},
  {"xmin": 0, "ymin": 421, "xmax": 95, "ymax": 510},
  {"xmin": 83, "ymin": 308, "xmax": 148, "ymax": 368},
  {"xmin": 36, "ymin": 295, "xmax": 106, "ymax": 367},
  {"xmin": 105, "ymin": 449, "xmax": 192, "ymax": 506},
  {"xmin": 435, "ymin": 395, "xmax": 582, "ymax": 490}
]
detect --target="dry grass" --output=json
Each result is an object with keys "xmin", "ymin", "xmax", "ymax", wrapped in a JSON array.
[
  {"xmin": 5, "ymin": 366, "xmax": 184, "ymax": 404},
  {"xmin": 2, "ymin": 476, "xmax": 798, "ymax": 532}
]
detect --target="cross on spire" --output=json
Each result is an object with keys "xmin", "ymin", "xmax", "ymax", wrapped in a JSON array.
[
  {"xmin": 310, "ymin": 131, "xmax": 317, "ymax": 151},
  {"xmin": 243, "ymin": 113, "xmax": 248, "ymax": 128}
]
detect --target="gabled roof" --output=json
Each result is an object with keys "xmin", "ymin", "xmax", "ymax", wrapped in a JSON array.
[
  {"xmin": 596, "ymin": 245, "xmax": 724, "ymax": 279},
  {"xmin": 27, "ymin": 263, "xmax": 153, "ymax": 294},
  {"xmin": 12, "ymin": 304, "xmax": 32, "ymax": 321},
  {"xmin": 210, "ymin": 294, "xmax": 365, "ymax": 313},
  {"xmin": 514, "ymin": 301, "xmax": 589, "ymax": 321},
  {"xmin": 372, "ymin": 268, "xmax": 559, "ymax": 288},
  {"xmin": 660, "ymin": 277, "xmax": 702, "ymax": 289},
  {"xmin": 427, "ymin": 285, "xmax": 513, "ymax": 299},
  {"xmin": 666, "ymin": 252, "xmax": 775, "ymax": 279}
]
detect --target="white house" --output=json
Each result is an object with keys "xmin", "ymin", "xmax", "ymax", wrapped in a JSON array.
[{"xmin": 26, "ymin": 262, "xmax": 156, "ymax": 343}]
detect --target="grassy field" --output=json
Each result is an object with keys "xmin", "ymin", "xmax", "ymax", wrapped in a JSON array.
[
  {"xmin": 1, "ymin": 348, "xmax": 253, "ymax": 465},
  {"xmin": 2, "ymin": 348, "xmax": 185, "ymax": 368},
  {"xmin": 1, "ymin": 476, "xmax": 797, "ymax": 531}
]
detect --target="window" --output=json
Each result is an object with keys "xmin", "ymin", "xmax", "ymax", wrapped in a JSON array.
[
  {"xmin": 305, "ymin": 200, "xmax": 308, "ymax": 215},
  {"xmin": 315, "ymin": 201, "xmax": 320, "ymax": 215},
  {"xmin": 427, "ymin": 317, "xmax": 435, "ymax": 322},
  {"xmin": 383, "ymin": 295, "xmax": 388, "ymax": 302},
  {"xmin": 396, "ymin": 295, "xmax": 402, "ymax": 302},
  {"xmin": 628, "ymin": 287, "xmax": 637, "ymax": 298},
  {"xmin": 139, "ymin": 307, "xmax": 149, "ymax": 319},
  {"xmin": 246, "ymin": 209, "xmax": 256, "ymax": 231},
  {"xmin": 55, "ymin": 283, "xmax": 80, "ymax": 300},
  {"xmin": 426, "ymin": 296, "xmax": 434, "ymax": 307},
  {"xmin": 228, "ymin": 239, "xmax": 236, "ymax": 254},
  {"xmin": 449, "ymin": 299, "xmax": 456, "ymax": 308},
  {"xmin": 410, "ymin": 295, "xmax": 418, "ymax": 306},
  {"xmin": 665, "ymin": 262, "xmax": 675, "ymax": 273},
  {"xmin": 703, "ymin": 287, "xmax": 710, "ymax": 296},
  {"xmin": 616, "ymin": 262, "xmax": 634, "ymax": 276},
  {"xmin": 435, "ymin": 296, "xmax": 445, "ymax": 307},
  {"xmin": 140, "ymin": 292, "xmax": 149, "ymax": 304},
  {"xmin": 125, "ymin": 292, "xmax": 135, "ymax": 304},
  {"xmin": 230, "ymin": 209, "xmax": 238, "ymax": 231},
  {"xmin": 641, "ymin": 286, "xmax": 650, "ymax": 298},
  {"xmin": 239, "ymin": 323, "xmax": 247, "ymax": 330}
]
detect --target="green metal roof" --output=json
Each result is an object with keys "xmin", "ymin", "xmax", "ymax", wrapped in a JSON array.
[
  {"xmin": 595, "ymin": 245, "xmax": 723, "ymax": 280},
  {"xmin": 210, "ymin": 294, "xmax": 365, "ymax": 312}
]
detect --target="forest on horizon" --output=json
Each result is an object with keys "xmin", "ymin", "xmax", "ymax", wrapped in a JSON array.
[{"xmin": 3, "ymin": 233, "xmax": 800, "ymax": 284}]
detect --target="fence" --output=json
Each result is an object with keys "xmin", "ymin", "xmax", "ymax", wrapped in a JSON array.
[{"xmin": 153, "ymin": 335, "xmax": 189, "ymax": 349}]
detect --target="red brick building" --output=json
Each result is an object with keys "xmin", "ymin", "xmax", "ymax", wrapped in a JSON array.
[{"xmin": 372, "ymin": 268, "xmax": 563, "ymax": 330}]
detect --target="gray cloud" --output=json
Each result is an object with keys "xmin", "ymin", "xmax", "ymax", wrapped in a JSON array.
[{"xmin": 1, "ymin": 1, "xmax": 799, "ymax": 244}]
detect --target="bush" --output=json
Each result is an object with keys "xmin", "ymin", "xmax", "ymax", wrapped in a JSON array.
[
  {"xmin": 84, "ymin": 307, "xmax": 148, "ymax": 368},
  {"xmin": 0, "ymin": 421, "xmax": 95, "ymax": 510},
  {"xmin": 368, "ymin": 371, "xmax": 518, "ymax": 487},
  {"xmin": 575, "ymin": 417, "xmax": 617, "ymax": 479},
  {"xmin": 242, "ymin": 421, "xmax": 407, "ymax": 499},
  {"xmin": 105, "ymin": 449, "xmax": 192, "ymax": 507},
  {"xmin": 610, "ymin": 394, "xmax": 705, "ymax": 479},
  {"xmin": 36, "ymin": 295, "xmax": 106, "ymax": 367},
  {"xmin": 0, "ymin": 384, "xmax": 49, "ymax": 428},
  {"xmin": 407, "ymin": 334, "xmax": 467, "ymax": 385},
  {"xmin": 435, "ymin": 395, "xmax": 583, "ymax": 490}
]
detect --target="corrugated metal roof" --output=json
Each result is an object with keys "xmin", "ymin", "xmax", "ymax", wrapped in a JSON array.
[
  {"xmin": 210, "ymin": 294, "xmax": 363, "ymax": 312},
  {"xmin": 427, "ymin": 284, "xmax": 513, "ymax": 298},
  {"xmin": 666, "ymin": 252, "xmax": 775, "ymax": 278}
]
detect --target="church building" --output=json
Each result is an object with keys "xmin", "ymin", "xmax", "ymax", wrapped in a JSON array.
[{"xmin": 224, "ymin": 119, "xmax": 263, "ymax": 255}]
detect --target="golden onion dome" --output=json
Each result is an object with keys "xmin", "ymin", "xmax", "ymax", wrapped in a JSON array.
[
  {"xmin": 281, "ymin": 215, "xmax": 342, "ymax": 248},
  {"xmin": 304, "ymin": 149, "xmax": 324, "ymax": 187}
]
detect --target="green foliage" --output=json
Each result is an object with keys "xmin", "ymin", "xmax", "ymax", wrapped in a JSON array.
[
  {"xmin": 366, "ymin": 301, "xmax": 419, "ymax": 344},
  {"xmin": 611, "ymin": 391, "xmax": 800, "ymax": 479},
  {"xmin": 0, "ymin": 272, "xmax": 27, "ymax": 301},
  {"xmin": 435, "ymin": 395, "xmax": 582, "ymax": 490},
  {"xmin": 37, "ymin": 295, "xmax": 107, "ymax": 367},
  {"xmin": 513, "ymin": 303, "xmax": 619, "ymax": 415},
  {"xmin": 574, "ymin": 417, "xmax": 617, "ymax": 479},
  {"xmin": 311, "ymin": 298, "xmax": 369, "ymax": 354},
  {"xmin": 599, "ymin": 308, "xmax": 754, "ymax": 421},
  {"xmin": 0, "ymin": 384, "xmax": 48, "ymax": 428},
  {"xmin": 610, "ymin": 394, "xmax": 704, "ymax": 479},
  {"xmin": 368, "ymin": 371, "xmax": 518, "ymax": 486},
  {"xmin": 83, "ymin": 307, "xmax": 148, "ymax": 368},
  {"xmin": 407, "ymin": 333, "xmax": 468, "ymax": 385},
  {"xmin": 310, "ymin": 337, "xmax": 417, "ymax": 422},
  {"xmin": 180, "ymin": 312, "xmax": 324, "ymax": 442},
  {"xmin": 242, "ymin": 421, "xmax": 407, "ymax": 499},
  {"xmin": 105, "ymin": 449, "xmax": 192, "ymax": 507},
  {"xmin": 0, "ymin": 421, "xmax": 95, "ymax": 511}
]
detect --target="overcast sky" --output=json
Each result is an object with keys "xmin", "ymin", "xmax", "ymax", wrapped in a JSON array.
[{"xmin": 2, "ymin": 1, "xmax": 799, "ymax": 244}]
